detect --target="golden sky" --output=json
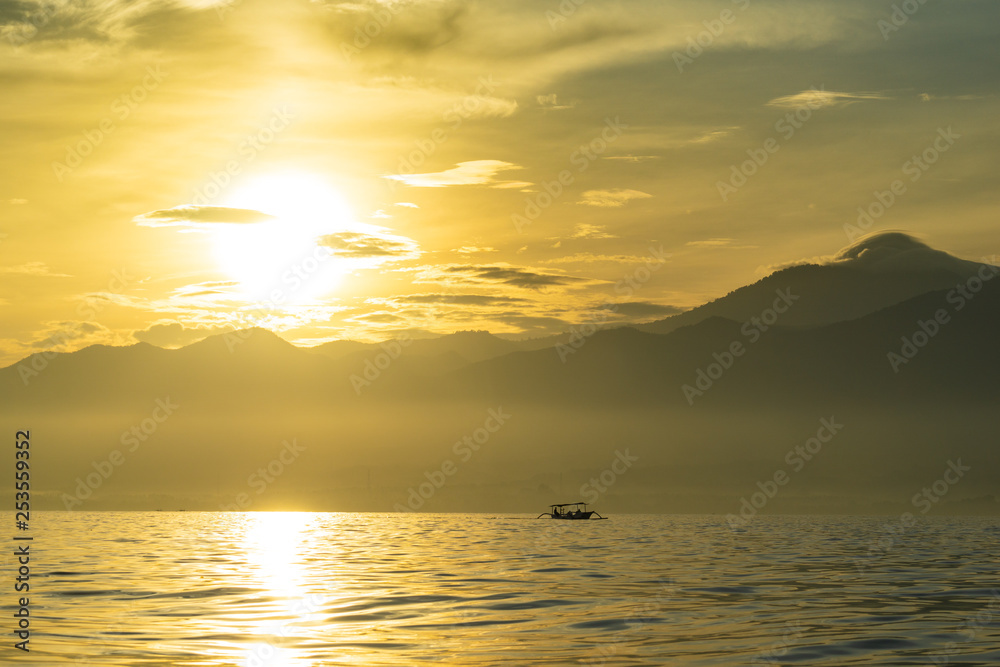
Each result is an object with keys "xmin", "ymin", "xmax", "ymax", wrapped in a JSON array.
[{"xmin": 1, "ymin": 0, "xmax": 998, "ymax": 365}]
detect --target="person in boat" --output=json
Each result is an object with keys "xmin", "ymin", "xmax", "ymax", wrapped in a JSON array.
[{"xmin": 552, "ymin": 506, "xmax": 560, "ymax": 517}]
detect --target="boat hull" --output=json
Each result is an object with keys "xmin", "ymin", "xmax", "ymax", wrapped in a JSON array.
[{"xmin": 552, "ymin": 511, "xmax": 594, "ymax": 520}]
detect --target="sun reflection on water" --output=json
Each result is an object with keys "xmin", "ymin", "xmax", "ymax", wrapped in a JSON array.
[{"xmin": 237, "ymin": 512, "xmax": 327, "ymax": 667}]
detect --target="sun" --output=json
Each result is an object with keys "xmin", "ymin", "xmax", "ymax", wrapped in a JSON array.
[{"xmin": 211, "ymin": 171, "xmax": 353, "ymax": 305}]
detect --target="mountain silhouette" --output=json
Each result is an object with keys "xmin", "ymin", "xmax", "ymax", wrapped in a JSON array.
[
  {"xmin": 2, "ymin": 233, "xmax": 997, "ymax": 514},
  {"xmin": 637, "ymin": 232, "xmax": 991, "ymax": 334}
]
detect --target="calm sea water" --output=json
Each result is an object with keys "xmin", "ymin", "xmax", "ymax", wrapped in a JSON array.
[{"xmin": 5, "ymin": 512, "xmax": 1000, "ymax": 666}]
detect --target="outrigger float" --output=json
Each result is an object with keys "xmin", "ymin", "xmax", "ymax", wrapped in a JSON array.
[{"xmin": 537, "ymin": 502, "xmax": 607, "ymax": 520}]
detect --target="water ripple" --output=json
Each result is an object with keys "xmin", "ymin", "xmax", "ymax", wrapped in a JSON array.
[{"xmin": 10, "ymin": 512, "xmax": 1000, "ymax": 665}]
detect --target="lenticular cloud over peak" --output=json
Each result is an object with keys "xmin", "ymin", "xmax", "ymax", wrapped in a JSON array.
[{"xmin": 830, "ymin": 232, "xmax": 981, "ymax": 275}]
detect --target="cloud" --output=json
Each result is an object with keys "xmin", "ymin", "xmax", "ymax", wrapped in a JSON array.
[
  {"xmin": 394, "ymin": 202, "xmax": 420, "ymax": 208},
  {"xmin": 384, "ymin": 160, "xmax": 523, "ymax": 187},
  {"xmin": 689, "ymin": 128, "xmax": 739, "ymax": 144},
  {"xmin": 12, "ymin": 320, "xmax": 130, "ymax": 359},
  {"xmin": 170, "ymin": 281, "xmax": 241, "ymax": 299},
  {"xmin": 918, "ymin": 93, "xmax": 988, "ymax": 102},
  {"xmin": 316, "ymin": 231, "xmax": 419, "ymax": 259},
  {"xmin": 426, "ymin": 264, "xmax": 590, "ymax": 290},
  {"xmin": 489, "ymin": 313, "xmax": 568, "ymax": 332},
  {"xmin": 602, "ymin": 155, "xmax": 660, "ymax": 162},
  {"xmin": 577, "ymin": 189, "xmax": 652, "ymax": 208},
  {"xmin": 543, "ymin": 252, "xmax": 664, "ymax": 264},
  {"xmin": 488, "ymin": 180, "xmax": 534, "ymax": 190},
  {"xmin": 685, "ymin": 238, "xmax": 759, "ymax": 250},
  {"xmin": 755, "ymin": 233, "xmax": 939, "ymax": 275},
  {"xmin": 350, "ymin": 311, "xmax": 405, "ymax": 324},
  {"xmin": 134, "ymin": 206, "xmax": 277, "ymax": 228},
  {"xmin": 0, "ymin": 262, "xmax": 71, "ymax": 277},
  {"xmin": 766, "ymin": 89, "xmax": 889, "ymax": 109},
  {"xmin": 391, "ymin": 293, "xmax": 529, "ymax": 306},
  {"xmin": 319, "ymin": 0, "xmax": 470, "ymax": 58},
  {"xmin": 132, "ymin": 321, "xmax": 235, "ymax": 348},
  {"xmin": 452, "ymin": 245, "xmax": 499, "ymax": 254},
  {"xmin": 686, "ymin": 238, "xmax": 736, "ymax": 247},
  {"xmin": 8, "ymin": 198, "xmax": 27, "ymax": 204},
  {"xmin": 599, "ymin": 301, "xmax": 684, "ymax": 318},
  {"xmin": 570, "ymin": 223, "xmax": 618, "ymax": 240},
  {"xmin": 536, "ymin": 93, "xmax": 575, "ymax": 110}
]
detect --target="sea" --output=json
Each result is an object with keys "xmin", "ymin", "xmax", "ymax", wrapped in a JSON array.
[{"xmin": 5, "ymin": 512, "xmax": 1000, "ymax": 666}]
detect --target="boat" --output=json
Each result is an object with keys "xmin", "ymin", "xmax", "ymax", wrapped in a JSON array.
[{"xmin": 536, "ymin": 502, "xmax": 606, "ymax": 520}]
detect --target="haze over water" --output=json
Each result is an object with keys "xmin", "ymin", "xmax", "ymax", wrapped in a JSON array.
[{"xmin": 10, "ymin": 511, "xmax": 1000, "ymax": 665}]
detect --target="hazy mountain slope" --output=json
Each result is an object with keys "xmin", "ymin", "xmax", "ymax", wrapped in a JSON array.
[
  {"xmin": 2, "ymin": 236, "xmax": 997, "ymax": 513},
  {"xmin": 424, "ymin": 279, "xmax": 1000, "ymax": 408},
  {"xmin": 638, "ymin": 233, "xmax": 991, "ymax": 334}
]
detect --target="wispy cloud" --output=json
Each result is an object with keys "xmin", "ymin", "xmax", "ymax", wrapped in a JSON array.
[
  {"xmin": 134, "ymin": 206, "xmax": 277, "ymax": 228},
  {"xmin": 919, "ymin": 93, "xmax": 988, "ymax": 102},
  {"xmin": 686, "ymin": 238, "xmax": 759, "ymax": 249},
  {"xmin": 686, "ymin": 238, "xmax": 735, "ymax": 247},
  {"xmin": 577, "ymin": 189, "xmax": 651, "ymax": 208},
  {"xmin": 536, "ymin": 93, "xmax": 575, "ymax": 110},
  {"xmin": 384, "ymin": 160, "xmax": 524, "ymax": 188},
  {"xmin": 317, "ymin": 231, "xmax": 419, "ymax": 259},
  {"xmin": 543, "ymin": 252, "xmax": 666, "ymax": 264},
  {"xmin": 0, "ymin": 262, "xmax": 72, "ymax": 277},
  {"xmin": 598, "ymin": 301, "xmax": 684, "ymax": 318},
  {"xmin": 602, "ymin": 155, "xmax": 660, "ymax": 162},
  {"xmin": 389, "ymin": 293, "xmax": 529, "ymax": 306},
  {"xmin": 417, "ymin": 264, "xmax": 591, "ymax": 290},
  {"xmin": 766, "ymin": 89, "xmax": 889, "ymax": 109},
  {"xmin": 570, "ymin": 223, "xmax": 618, "ymax": 239}
]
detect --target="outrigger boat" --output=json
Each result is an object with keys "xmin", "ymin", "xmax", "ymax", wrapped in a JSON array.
[{"xmin": 537, "ymin": 502, "xmax": 607, "ymax": 520}]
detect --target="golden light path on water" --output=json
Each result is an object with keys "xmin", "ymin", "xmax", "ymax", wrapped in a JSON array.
[
  {"xmin": 236, "ymin": 512, "xmax": 321, "ymax": 667},
  {"xmin": 16, "ymin": 511, "xmax": 1000, "ymax": 665}
]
